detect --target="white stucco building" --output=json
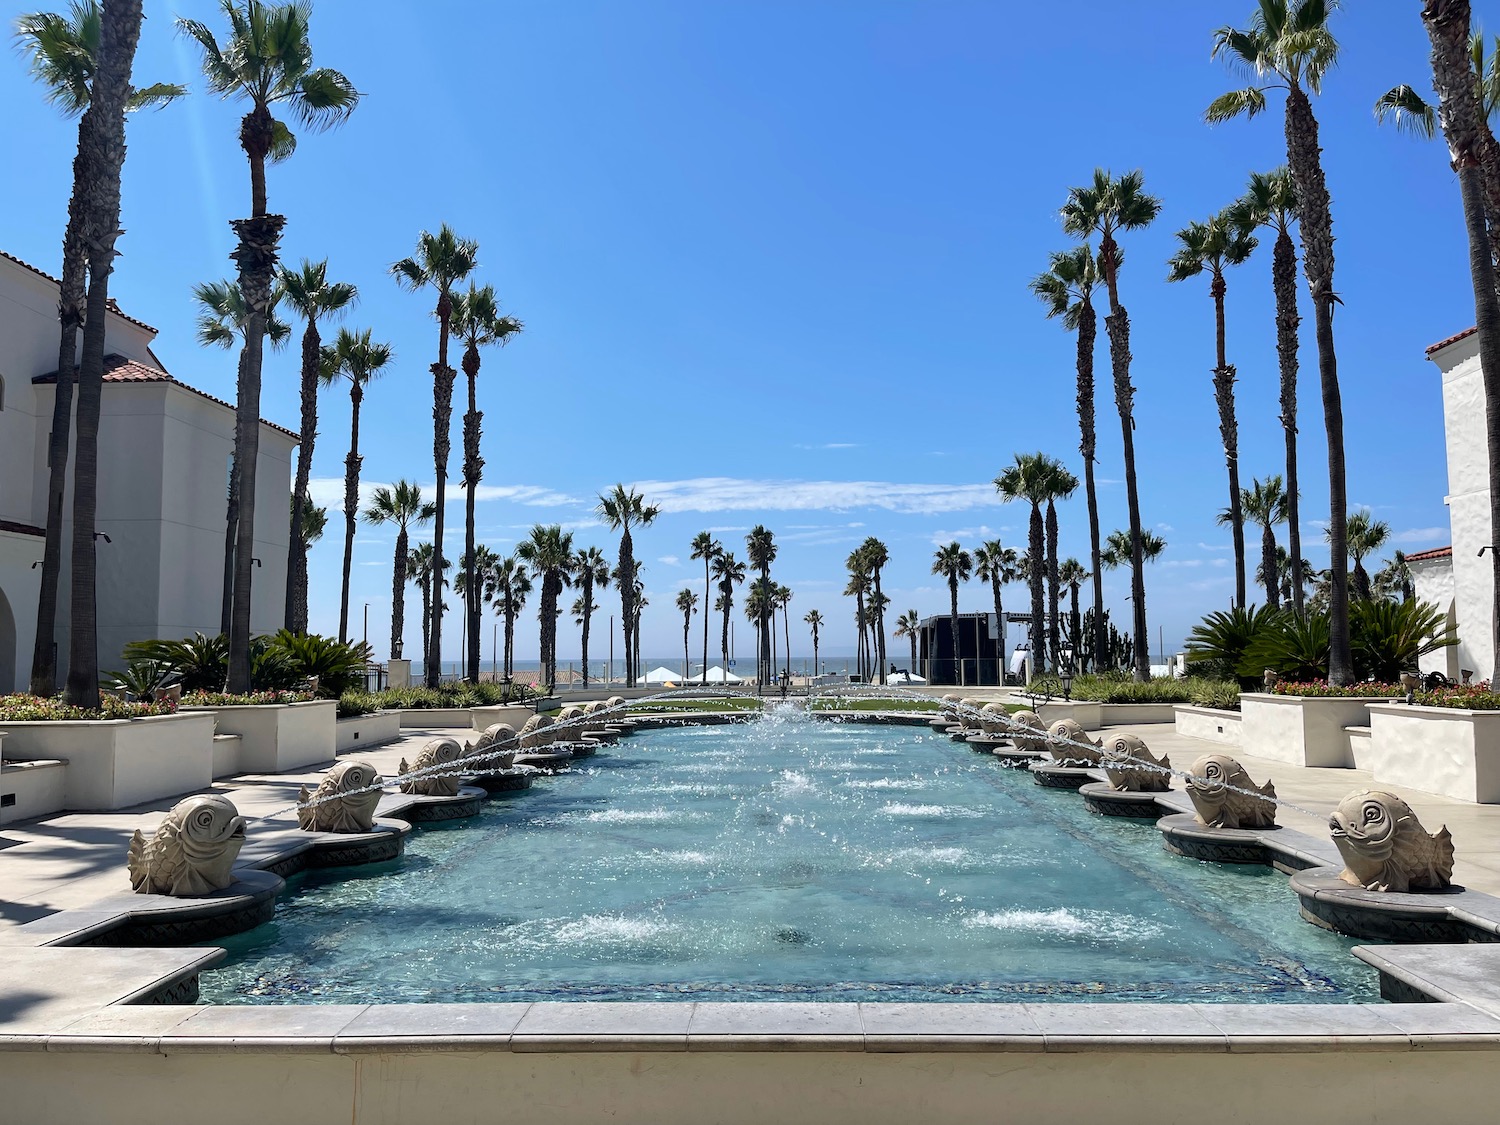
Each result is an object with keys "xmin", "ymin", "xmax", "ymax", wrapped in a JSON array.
[
  {"xmin": 1414, "ymin": 327, "xmax": 1492, "ymax": 681},
  {"xmin": 0, "ymin": 249, "xmax": 297, "ymax": 693}
]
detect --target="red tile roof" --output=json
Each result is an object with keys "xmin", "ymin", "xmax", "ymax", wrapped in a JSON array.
[
  {"xmin": 0, "ymin": 519, "xmax": 45, "ymax": 538},
  {"xmin": 1, "ymin": 248, "xmax": 158, "ymax": 334},
  {"xmin": 33, "ymin": 355, "xmax": 299, "ymax": 442},
  {"xmin": 1426, "ymin": 327, "xmax": 1478, "ymax": 355},
  {"xmin": 1403, "ymin": 545, "xmax": 1453, "ymax": 563}
]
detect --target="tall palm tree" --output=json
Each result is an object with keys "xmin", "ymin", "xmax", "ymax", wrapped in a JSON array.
[
  {"xmin": 573, "ymin": 546, "xmax": 610, "ymax": 686},
  {"xmin": 930, "ymin": 542, "xmax": 972, "ymax": 686},
  {"xmin": 1374, "ymin": 550, "xmax": 1415, "ymax": 604},
  {"xmin": 1235, "ymin": 168, "xmax": 1306, "ymax": 612},
  {"xmin": 676, "ymin": 588, "xmax": 698, "ymax": 681},
  {"xmin": 974, "ymin": 539, "xmax": 1018, "ymax": 682},
  {"xmin": 277, "ymin": 258, "xmax": 356, "ymax": 633},
  {"xmin": 857, "ymin": 537, "xmax": 890, "ymax": 684},
  {"xmin": 745, "ymin": 525, "xmax": 777, "ymax": 685},
  {"xmin": 1167, "ymin": 210, "xmax": 1258, "ymax": 608},
  {"xmin": 192, "ymin": 277, "xmax": 292, "ymax": 636},
  {"xmin": 363, "ymin": 481, "xmax": 434, "ymax": 662},
  {"xmin": 1030, "ymin": 244, "xmax": 1107, "ymax": 672},
  {"xmin": 776, "ymin": 584, "xmax": 793, "ymax": 679},
  {"xmin": 1331, "ymin": 510, "xmax": 1391, "ymax": 603},
  {"xmin": 996, "ymin": 453, "xmax": 1051, "ymax": 672},
  {"xmin": 866, "ymin": 589, "xmax": 888, "ymax": 680},
  {"xmin": 689, "ymin": 531, "xmax": 718, "ymax": 684},
  {"xmin": 1063, "ymin": 170, "xmax": 1161, "ymax": 681},
  {"xmin": 1209, "ymin": 0, "xmax": 1352, "ymax": 683},
  {"xmin": 843, "ymin": 567, "xmax": 871, "ymax": 682},
  {"xmin": 294, "ymin": 493, "xmax": 326, "ymax": 551},
  {"xmin": 1057, "ymin": 558, "xmax": 1089, "ymax": 657},
  {"xmin": 596, "ymin": 484, "xmax": 660, "ymax": 687},
  {"xmin": 1375, "ymin": 30, "xmax": 1500, "ymax": 139},
  {"xmin": 893, "ymin": 609, "xmax": 920, "ymax": 676},
  {"xmin": 453, "ymin": 543, "xmax": 498, "ymax": 675},
  {"xmin": 492, "ymin": 553, "xmax": 531, "ymax": 680},
  {"xmin": 390, "ymin": 224, "xmax": 479, "ymax": 686},
  {"xmin": 179, "ymin": 0, "xmax": 358, "ymax": 693},
  {"xmin": 1039, "ymin": 458, "xmax": 1080, "ymax": 672},
  {"xmin": 17, "ymin": 0, "xmax": 182, "ymax": 697},
  {"xmin": 632, "ymin": 578, "xmax": 648, "ymax": 682},
  {"xmin": 409, "ymin": 542, "xmax": 449, "ymax": 674},
  {"xmin": 712, "ymin": 551, "xmax": 746, "ymax": 678},
  {"xmin": 1102, "ymin": 528, "xmax": 1166, "ymax": 568},
  {"xmin": 1224, "ymin": 475, "xmax": 1289, "ymax": 609},
  {"xmin": 449, "ymin": 282, "xmax": 522, "ymax": 681},
  {"xmin": 805, "ymin": 608, "xmax": 825, "ymax": 679},
  {"xmin": 516, "ymin": 525, "xmax": 574, "ymax": 689},
  {"xmin": 322, "ymin": 328, "xmax": 392, "ymax": 644}
]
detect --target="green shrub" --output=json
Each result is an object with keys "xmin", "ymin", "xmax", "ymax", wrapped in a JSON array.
[
  {"xmin": 122, "ymin": 630, "xmax": 370, "ymax": 697},
  {"xmin": 268, "ymin": 630, "xmax": 370, "ymax": 696},
  {"xmin": 337, "ymin": 691, "xmax": 382, "ymax": 718},
  {"xmin": 1350, "ymin": 599, "xmax": 1459, "ymax": 682},
  {"xmin": 1187, "ymin": 679, "xmax": 1242, "ymax": 711},
  {"xmin": 1186, "ymin": 605, "xmax": 1282, "ymax": 686},
  {"xmin": 1414, "ymin": 682, "xmax": 1500, "ymax": 709},
  {"xmin": 1242, "ymin": 613, "xmax": 1331, "ymax": 682},
  {"xmin": 1270, "ymin": 680, "xmax": 1401, "ymax": 698},
  {"xmin": 182, "ymin": 689, "xmax": 313, "ymax": 706},
  {"xmin": 0, "ymin": 693, "xmax": 173, "ymax": 721}
]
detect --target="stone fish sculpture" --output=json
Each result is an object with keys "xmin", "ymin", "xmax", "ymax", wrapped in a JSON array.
[
  {"xmin": 464, "ymin": 723, "xmax": 517, "ymax": 770},
  {"xmin": 1044, "ymin": 718, "xmax": 1102, "ymax": 766},
  {"xmin": 1185, "ymin": 754, "xmax": 1277, "ymax": 829},
  {"xmin": 1329, "ymin": 790, "xmax": 1455, "ymax": 893},
  {"xmin": 555, "ymin": 706, "xmax": 586, "ymax": 741},
  {"xmin": 397, "ymin": 737, "xmax": 464, "ymax": 797},
  {"xmin": 1101, "ymin": 734, "xmax": 1171, "ymax": 792},
  {"xmin": 127, "ymin": 794, "xmax": 246, "ymax": 896},
  {"xmin": 979, "ymin": 702, "xmax": 1008, "ymax": 736},
  {"xmin": 519, "ymin": 714, "xmax": 556, "ymax": 749},
  {"xmin": 297, "ymin": 761, "xmax": 383, "ymax": 834},
  {"xmin": 1007, "ymin": 709, "xmax": 1047, "ymax": 751}
]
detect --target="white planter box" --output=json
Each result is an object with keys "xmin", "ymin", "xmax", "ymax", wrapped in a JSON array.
[
  {"xmin": 336, "ymin": 710, "xmax": 402, "ymax": 754},
  {"xmin": 1033, "ymin": 701, "xmax": 1103, "ymax": 730},
  {"xmin": 183, "ymin": 700, "xmax": 337, "ymax": 774},
  {"xmin": 469, "ymin": 704, "xmax": 534, "ymax": 732},
  {"xmin": 1098, "ymin": 702, "xmax": 1179, "ymax": 726},
  {"xmin": 1174, "ymin": 705, "xmax": 1243, "ymax": 746},
  {"xmin": 1239, "ymin": 692, "xmax": 1397, "ymax": 769},
  {"xmin": 1366, "ymin": 703, "xmax": 1500, "ymax": 803},
  {"xmin": 0, "ymin": 711, "xmax": 216, "ymax": 810},
  {"xmin": 0, "ymin": 752, "xmax": 67, "ymax": 825},
  {"xmin": 398, "ymin": 708, "xmax": 474, "ymax": 728}
]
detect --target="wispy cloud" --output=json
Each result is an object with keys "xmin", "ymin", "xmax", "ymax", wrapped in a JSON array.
[
  {"xmin": 794, "ymin": 442, "xmax": 860, "ymax": 450},
  {"xmin": 629, "ymin": 477, "xmax": 1003, "ymax": 516},
  {"xmin": 309, "ymin": 478, "xmax": 577, "ymax": 513},
  {"xmin": 928, "ymin": 524, "xmax": 1009, "ymax": 546},
  {"xmin": 1197, "ymin": 541, "xmax": 1232, "ymax": 552},
  {"xmin": 1394, "ymin": 526, "xmax": 1448, "ymax": 544},
  {"xmin": 658, "ymin": 555, "xmax": 681, "ymax": 566}
]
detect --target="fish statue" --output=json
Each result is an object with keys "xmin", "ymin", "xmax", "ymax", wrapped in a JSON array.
[
  {"xmin": 297, "ymin": 761, "xmax": 383, "ymax": 834},
  {"xmin": 519, "ymin": 713, "xmax": 556, "ymax": 749},
  {"xmin": 1007, "ymin": 709, "xmax": 1047, "ymax": 752},
  {"xmin": 940, "ymin": 693, "xmax": 964, "ymax": 721},
  {"xmin": 127, "ymin": 794, "xmax": 246, "ymax": 897},
  {"xmin": 1101, "ymin": 734, "xmax": 1171, "ymax": 792},
  {"xmin": 1044, "ymin": 718, "xmax": 1102, "ymax": 766},
  {"xmin": 397, "ymin": 737, "xmax": 464, "ymax": 797},
  {"xmin": 555, "ymin": 706, "xmax": 586, "ymax": 741},
  {"xmin": 979, "ymin": 702, "xmax": 1008, "ymax": 736},
  {"xmin": 1185, "ymin": 754, "xmax": 1277, "ymax": 829},
  {"xmin": 1329, "ymin": 790, "xmax": 1455, "ymax": 893},
  {"xmin": 464, "ymin": 723, "xmax": 517, "ymax": 771},
  {"xmin": 605, "ymin": 696, "xmax": 626, "ymax": 711}
]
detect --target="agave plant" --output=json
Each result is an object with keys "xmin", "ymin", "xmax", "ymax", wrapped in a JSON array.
[{"xmin": 102, "ymin": 659, "xmax": 180, "ymax": 702}]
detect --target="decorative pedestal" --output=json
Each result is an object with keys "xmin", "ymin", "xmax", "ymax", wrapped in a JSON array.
[
  {"xmin": 992, "ymin": 748, "xmax": 1043, "ymax": 768},
  {"xmin": 1079, "ymin": 783, "xmax": 1165, "ymax": 819},
  {"xmin": 1290, "ymin": 868, "xmax": 1472, "ymax": 942},
  {"xmin": 467, "ymin": 768, "xmax": 534, "ymax": 794},
  {"xmin": 1030, "ymin": 764, "xmax": 1097, "ymax": 790},
  {"xmin": 965, "ymin": 734, "xmax": 1009, "ymax": 753},
  {"xmin": 397, "ymin": 786, "xmax": 488, "ymax": 823},
  {"xmin": 515, "ymin": 750, "xmax": 573, "ymax": 772},
  {"xmin": 565, "ymin": 742, "xmax": 598, "ymax": 759},
  {"xmin": 1157, "ymin": 812, "xmax": 1276, "ymax": 866},
  {"xmin": 86, "ymin": 869, "xmax": 284, "ymax": 946}
]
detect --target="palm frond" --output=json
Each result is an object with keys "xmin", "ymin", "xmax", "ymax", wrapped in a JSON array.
[
  {"xmin": 1373, "ymin": 84, "xmax": 1437, "ymax": 139},
  {"xmin": 1205, "ymin": 87, "xmax": 1268, "ymax": 124},
  {"xmin": 125, "ymin": 81, "xmax": 187, "ymax": 110}
]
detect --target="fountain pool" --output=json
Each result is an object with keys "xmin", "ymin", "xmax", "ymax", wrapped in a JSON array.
[{"xmin": 200, "ymin": 708, "xmax": 1377, "ymax": 1004}]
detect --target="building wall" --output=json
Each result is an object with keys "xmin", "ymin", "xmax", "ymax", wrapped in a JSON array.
[
  {"xmin": 0, "ymin": 531, "xmax": 42, "ymax": 693},
  {"xmin": 1409, "ymin": 556, "xmax": 1461, "ymax": 679}
]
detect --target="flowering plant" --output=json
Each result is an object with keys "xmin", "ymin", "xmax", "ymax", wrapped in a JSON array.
[
  {"xmin": 0, "ymin": 693, "xmax": 175, "ymax": 721},
  {"xmin": 1411, "ymin": 682, "xmax": 1500, "ymax": 710},
  {"xmin": 1270, "ymin": 681, "xmax": 1403, "ymax": 698},
  {"xmin": 181, "ymin": 689, "xmax": 313, "ymax": 707}
]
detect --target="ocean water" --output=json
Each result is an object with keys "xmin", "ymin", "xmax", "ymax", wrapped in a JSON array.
[{"xmin": 199, "ymin": 709, "xmax": 1378, "ymax": 1004}]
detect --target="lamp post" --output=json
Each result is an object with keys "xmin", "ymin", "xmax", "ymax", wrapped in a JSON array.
[
  {"xmin": 363, "ymin": 603, "xmax": 369, "ymax": 649},
  {"xmin": 1059, "ymin": 642, "xmax": 1075, "ymax": 702}
]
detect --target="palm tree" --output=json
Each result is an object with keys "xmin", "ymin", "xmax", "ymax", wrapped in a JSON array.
[
  {"xmin": 1167, "ymin": 210, "xmax": 1258, "ymax": 608},
  {"xmin": 630, "ymin": 576, "xmax": 648, "ymax": 682},
  {"xmin": 866, "ymin": 589, "xmax": 888, "ymax": 680},
  {"xmin": 408, "ymin": 542, "xmax": 436, "ymax": 671},
  {"xmin": 689, "ymin": 531, "xmax": 718, "ymax": 684},
  {"xmin": 805, "ymin": 608, "xmax": 825, "ymax": 679},
  {"xmin": 745, "ymin": 526, "xmax": 777, "ymax": 685},
  {"xmin": 1375, "ymin": 30, "xmax": 1500, "ymax": 139},
  {"xmin": 179, "ymin": 0, "xmax": 358, "ymax": 693},
  {"xmin": 893, "ymin": 609, "xmax": 919, "ymax": 676},
  {"xmin": 1057, "ymin": 558, "xmax": 1089, "ymax": 658},
  {"xmin": 1102, "ymin": 528, "xmax": 1166, "ymax": 570},
  {"xmin": 857, "ymin": 537, "xmax": 890, "ymax": 684},
  {"xmin": 596, "ymin": 484, "xmax": 660, "ymax": 687},
  {"xmin": 1209, "ymin": 0, "xmax": 1352, "ymax": 683},
  {"xmin": 1234, "ymin": 168, "xmax": 1306, "ymax": 612},
  {"xmin": 453, "ymin": 543, "xmax": 499, "ymax": 675},
  {"xmin": 996, "ymin": 453, "xmax": 1051, "ymax": 672},
  {"xmin": 930, "ymin": 542, "xmax": 972, "ymax": 686},
  {"xmin": 1224, "ymin": 475, "xmax": 1289, "ymax": 609},
  {"xmin": 573, "ymin": 546, "xmax": 610, "ymax": 686},
  {"xmin": 1038, "ymin": 457, "xmax": 1080, "ymax": 672},
  {"xmin": 1331, "ymin": 511, "xmax": 1391, "ymax": 603},
  {"xmin": 492, "ymin": 553, "xmax": 531, "ymax": 680},
  {"xmin": 974, "ymin": 539, "xmax": 1018, "ymax": 682},
  {"xmin": 712, "ymin": 551, "xmax": 746, "ymax": 678},
  {"xmin": 322, "ymin": 328, "xmax": 392, "ymax": 644},
  {"xmin": 390, "ymin": 224, "xmax": 479, "ymax": 686},
  {"xmin": 450, "ymin": 282, "xmax": 522, "ymax": 681},
  {"xmin": 17, "ymin": 0, "xmax": 182, "ymax": 697},
  {"xmin": 276, "ymin": 258, "xmax": 356, "ymax": 633},
  {"xmin": 516, "ymin": 525, "xmax": 574, "ymax": 689},
  {"xmin": 363, "ymin": 481, "xmax": 434, "ymax": 662},
  {"xmin": 1374, "ymin": 550, "xmax": 1415, "ymax": 604},
  {"xmin": 1030, "ymin": 244, "xmax": 1108, "ymax": 672},
  {"xmin": 676, "ymin": 588, "xmax": 699, "ymax": 681},
  {"xmin": 1062, "ymin": 170, "xmax": 1161, "ymax": 681},
  {"xmin": 192, "ymin": 278, "xmax": 292, "ymax": 636},
  {"xmin": 776, "ymin": 584, "xmax": 793, "ymax": 679},
  {"xmin": 843, "ymin": 567, "xmax": 871, "ymax": 682}
]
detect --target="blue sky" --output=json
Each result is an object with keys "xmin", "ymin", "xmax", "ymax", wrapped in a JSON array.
[{"xmin": 0, "ymin": 0, "xmax": 1474, "ymax": 665}]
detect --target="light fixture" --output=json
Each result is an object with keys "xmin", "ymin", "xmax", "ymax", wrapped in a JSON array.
[{"xmin": 1059, "ymin": 642, "xmax": 1075, "ymax": 702}]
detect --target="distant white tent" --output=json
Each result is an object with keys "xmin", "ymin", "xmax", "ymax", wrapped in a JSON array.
[
  {"xmin": 887, "ymin": 670, "xmax": 927, "ymax": 685},
  {"xmin": 700, "ymin": 665, "xmax": 743, "ymax": 683},
  {"xmin": 644, "ymin": 666, "xmax": 686, "ymax": 684}
]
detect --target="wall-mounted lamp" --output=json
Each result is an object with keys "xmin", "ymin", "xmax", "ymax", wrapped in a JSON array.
[
  {"xmin": 93, "ymin": 531, "xmax": 111, "ymax": 544},
  {"xmin": 1481, "ymin": 546, "xmax": 1495, "ymax": 557},
  {"xmin": 30, "ymin": 560, "xmax": 42, "ymax": 569},
  {"xmin": 250, "ymin": 558, "xmax": 262, "ymax": 568}
]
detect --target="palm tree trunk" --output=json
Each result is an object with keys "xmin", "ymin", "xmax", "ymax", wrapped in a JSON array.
[
  {"xmin": 770, "ymin": 599, "xmax": 778, "ymax": 676},
  {"xmin": 683, "ymin": 613, "xmax": 690, "ymax": 682},
  {"xmin": 427, "ymin": 295, "xmax": 455, "ymax": 688},
  {"xmin": 221, "ymin": 355, "xmax": 244, "ymax": 638},
  {"xmin": 759, "ymin": 567, "xmax": 771, "ymax": 686},
  {"xmin": 1285, "ymin": 85, "xmax": 1351, "ymax": 684},
  {"xmin": 1273, "ymin": 226, "xmax": 1305, "ymax": 613},
  {"xmin": 720, "ymin": 593, "xmax": 731, "ymax": 675},
  {"xmin": 503, "ymin": 608, "xmax": 514, "ymax": 679},
  {"xmin": 462, "ymin": 349, "xmax": 483, "ymax": 683},
  {"xmin": 1425, "ymin": 0, "xmax": 1500, "ymax": 678},
  {"xmin": 581, "ymin": 583, "xmax": 593, "ymax": 686},
  {"xmin": 1028, "ymin": 503, "xmax": 1047, "ymax": 674},
  {"xmin": 948, "ymin": 580, "xmax": 961, "ymax": 687},
  {"xmin": 872, "ymin": 568, "xmax": 886, "ymax": 685},
  {"xmin": 30, "ymin": 129, "xmax": 92, "ymax": 695},
  {"xmin": 1262, "ymin": 522, "xmax": 1279, "ymax": 609},
  {"xmin": 421, "ymin": 581, "xmax": 432, "ymax": 669},
  {"xmin": 701, "ymin": 559, "xmax": 711, "ymax": 684},
  {"xmin": 1076, "ymin": 296, "xmax": 1107, "ymax": 671},
  {"xmin": 907, "ymin": 630, "xmax": 915, "ymax": 675},
  {"xmin": 782, "ymin": 602, "xmax": 791, "ymax": 680},
  {"xmin": 1069, "ymin": 584, "xmax": 1081, "ymax": 654},
  {"xmin": 990, "ymin": 576, "xmax": 1005, "ymax": 683},
  {"xmin": 391, "ymin": 529, "xmax": 409, "ymax": 659},
  {"xmin": 64, "ymin": 0, "xmax": 142, "ymax": 708},
  {"xmin": 338, "ymin": 386, "xmax": 362, "ymax": 644},
  {"xmin": 1046, "ymin": 500, "xmax": 1061, "ymax": 672},
  {"xmin": 619, "ymin": 527, "xmax": 635, "ymax": 687},
  {"xmin": 1212, "ymin": 273, "xmax": 1246, "ymax": 609},
  {"xmin": 285, "ymin": 317, "xmax": 320, "ymax": 633}
]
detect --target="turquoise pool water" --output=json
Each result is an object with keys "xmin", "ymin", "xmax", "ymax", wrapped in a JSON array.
[{"xmin": 201, "ymin": 709, "xmax": 1378, "ymax": 1004}]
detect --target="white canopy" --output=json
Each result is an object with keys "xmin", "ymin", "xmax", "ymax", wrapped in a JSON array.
[
  {"xmin": 644, "ymin": 666, "xmax": 686, "ymax": 684},
  {"xmin": 700, "ymin": 665, "xmax": 743, "ymax": 683},
  {"xmin": 887, "ymin": 670, "xmax": 927, "ymax": 685}
]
